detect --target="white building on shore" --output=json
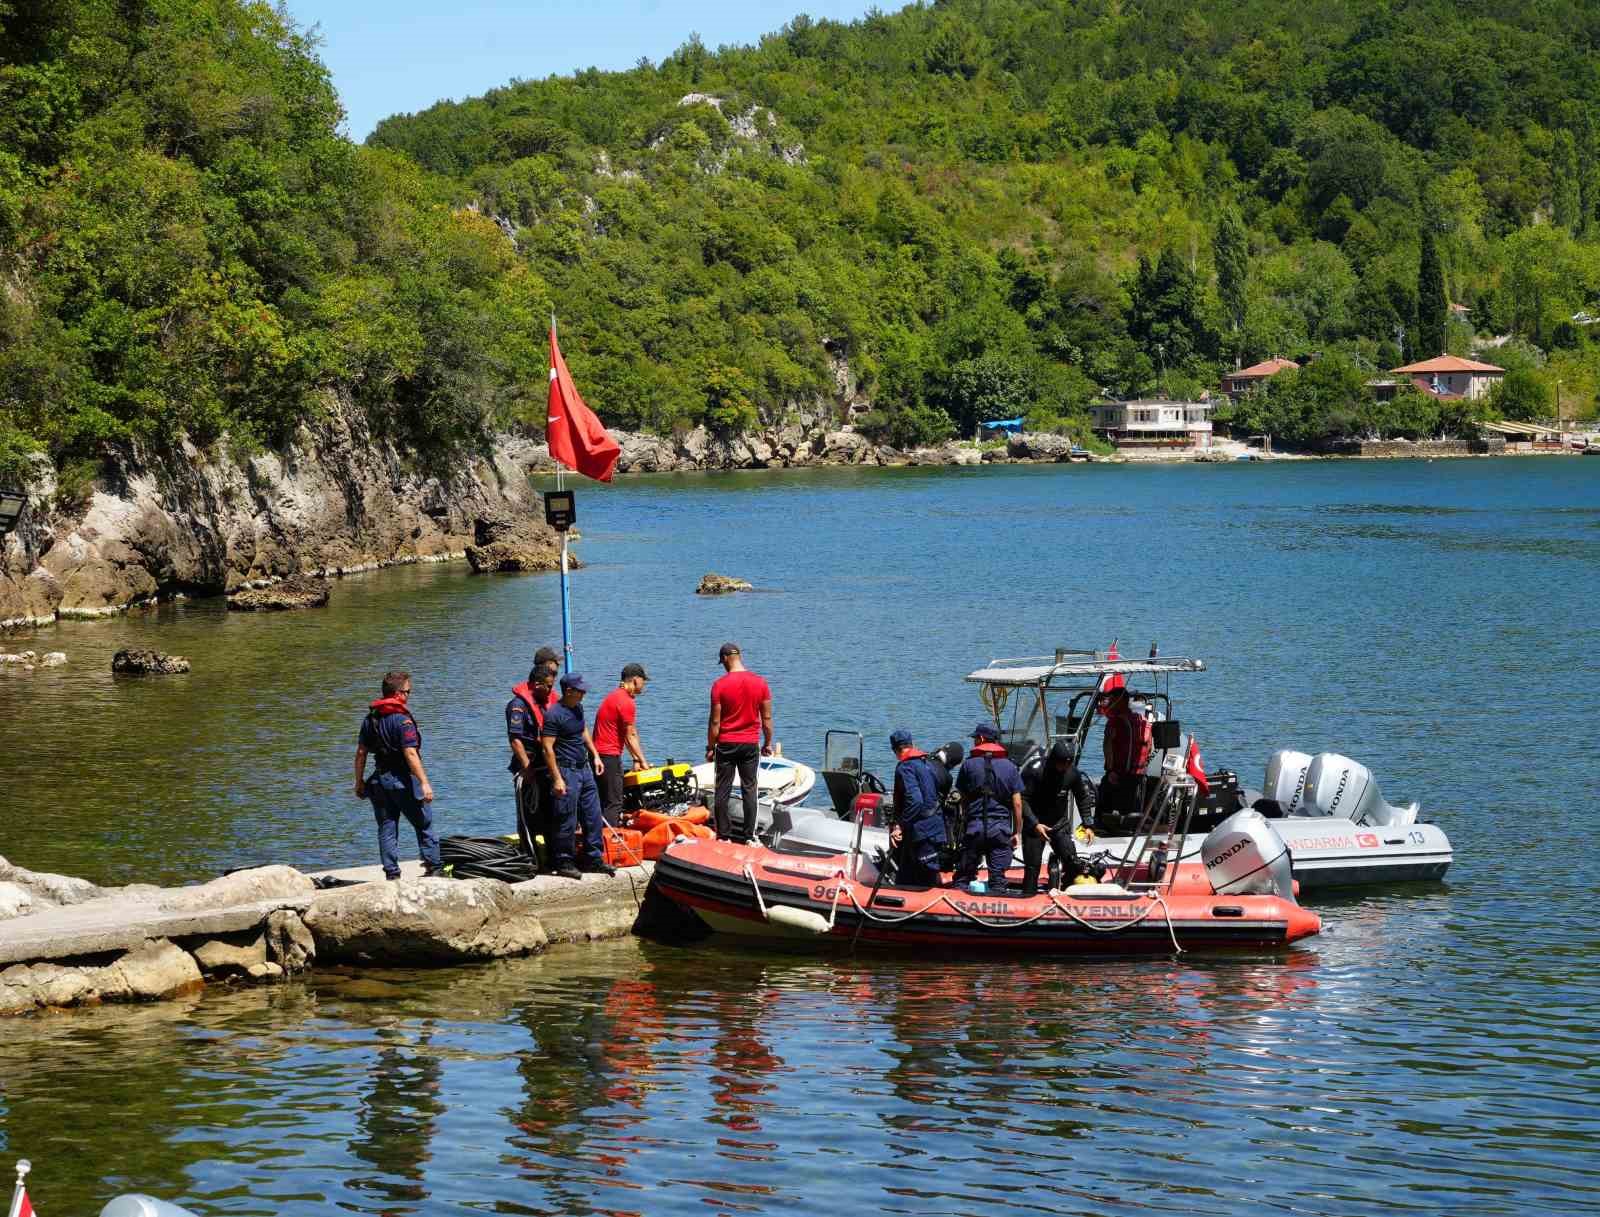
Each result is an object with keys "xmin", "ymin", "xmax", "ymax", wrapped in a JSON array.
[{"xmin": 1089, "ymin": 398, "xmax": 1214, "ymax": 449}]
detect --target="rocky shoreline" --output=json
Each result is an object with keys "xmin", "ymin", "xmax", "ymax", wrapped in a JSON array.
[
  {"xmin": 0, "ymin": 853, "xmax": 648, "ymax": 1017},
  {"xmin": 0, "ymin": 391, "xmax": 568, "ymax": 629}
]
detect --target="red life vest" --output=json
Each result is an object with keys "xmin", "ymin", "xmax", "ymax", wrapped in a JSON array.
[
  {"xmin": 972, "ymin": 741, "xmax": 1008, "ymax": 757},
  {"xmin": 511, "ymin": 681, "xmax": 548, "ymax": 732},
  {"xmin": 895, "ymin": 747, "xmax": 927, "ymax": 760}
]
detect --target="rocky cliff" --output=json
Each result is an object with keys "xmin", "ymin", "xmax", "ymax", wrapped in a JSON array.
[{"xmin": 1, "ymin": 392, "xmax": 560, "ymax": 628}]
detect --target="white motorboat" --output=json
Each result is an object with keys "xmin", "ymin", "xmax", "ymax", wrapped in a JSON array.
[{"xmin": 768, "ymin": 650, "xmax": 1452, "ymax": 892}]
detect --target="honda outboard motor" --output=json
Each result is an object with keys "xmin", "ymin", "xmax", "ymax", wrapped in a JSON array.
[
  {"xmin": 1201, "ymin": 810, "xmax": 1295, "ymax": 900},
  {"xmin": 1263, "ymin": 750, "xmax": 1313, "ymax": 813},
  {"xmin": 1300, "ymin": 752, "xmax": 1418, "ymax": 827}
]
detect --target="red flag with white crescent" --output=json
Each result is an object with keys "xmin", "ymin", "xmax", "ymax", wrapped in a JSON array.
[
  {"xmin": 1186, "ymin": 736, "xmax": 1209, "ymax": 796},
  {"xmin": 1097, "ymin": 638, "xmax": 1125, "ymax": 714},
  {"xmin": 547, "ymin": 323, "xmax": 620, "ymax": 483}
]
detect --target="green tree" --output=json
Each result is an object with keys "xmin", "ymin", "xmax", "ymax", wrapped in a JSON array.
[
  {"xmin": 1416, "ymin": 225, "xmax": 1446, "ymax": 359},
  {"xmin": 1214, "ymin": 206, "xmax": 1249, "ymax": 352},
  {"xmin": 1552, "ymin": 128, "xmax": 1582, "ymax": 234}
]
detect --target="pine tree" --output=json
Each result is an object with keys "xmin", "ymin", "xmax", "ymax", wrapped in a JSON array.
[
  {"xmin": 1417, "ymin": 226, "xmax": 1446, "ymax": 358},
  {"xmin": 1214, "ymin": 207, "xmax": 1249, "ymax": 356}
]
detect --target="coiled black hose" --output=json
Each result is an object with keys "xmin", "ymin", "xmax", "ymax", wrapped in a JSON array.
[{"xmin": 439, "ymin": 835, "xmax": 541, "ymax": 882}]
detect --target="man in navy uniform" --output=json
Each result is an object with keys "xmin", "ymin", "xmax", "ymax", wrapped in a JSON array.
[
  {"xmin": 887, "ymin": 728, "xmax": 950, "ymax": 887},
  {"xmin": 539, "ymin": 673, "xmax": 613, "ymax": 879},
  {"xmin": 507, "ymin": 657, "xmax": 558, "ymax": 861},
  {"xmin": 354, "ymin": 670, "xmax": 442, "ymax": 880},
  {"xmin": 953, "ymin": 721, "xmax": 1023, "ymax": 894}
]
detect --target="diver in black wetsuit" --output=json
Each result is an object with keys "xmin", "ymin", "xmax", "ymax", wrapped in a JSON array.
[{"xmin": 1020, "ymin": 739, "xmax": 1096, "ymax": 896}]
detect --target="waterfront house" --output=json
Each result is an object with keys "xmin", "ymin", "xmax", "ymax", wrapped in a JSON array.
[
  {"xmin": 1089, "ymin": 398, "xmax": 1214, "ymax": 449},
  {"xmin": 1220, "ymin": 357, "xmax": 1298, "ymax": 400},
  {"xmin": 1389, "ymin": 355, "xmax": 1504, "ymax": 400}
]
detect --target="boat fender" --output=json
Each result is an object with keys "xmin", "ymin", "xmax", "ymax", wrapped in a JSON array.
[
  {"xmin": 766, "ymin": 905, "xmax": 833, "ymax": 935},
  {"xmin": 1064, "ymin": 882, "xmax": 1131, "ymax": 897}
]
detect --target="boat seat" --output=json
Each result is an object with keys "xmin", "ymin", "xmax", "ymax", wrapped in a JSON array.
[{"xmin": 821, "ymin": 770, "xmax": 861, "ymax": 816}]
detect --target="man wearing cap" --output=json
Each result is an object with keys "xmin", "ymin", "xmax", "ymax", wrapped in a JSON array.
[
  {"xmin": 952, "ymin": 721, "xmax": 1024, "ymax": 893},
  {"xmin": 707, "ymin": 642, "xmax": 774, "ymax": 844},
  {"xmin": 888, "ymin": 729, "xmax": 950, "ymax": 887},
  {"xmin": 1019, "ymin": 738, "xmax": 1096, "ymax": 896},
  {"xmin": 1100, "ymin": 685, "xmax": 1152, "ymax": 828},
  {"xmin": 594, "ymin": 663, "xmax": 651, "ymax": 827},
  {"xmin": 506, "ymin": 656, "xmax": 559, "ymax": 860},
  {"xmin": 539, "ymin": 673, "xmax": 613, "ymax": 879}
]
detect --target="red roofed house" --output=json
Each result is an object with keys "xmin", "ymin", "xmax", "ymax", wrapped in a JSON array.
[
  {"xmin": 1220, "ymin": 357, "xmax": 1299, "ymax": 400},
  {"xmin": 1391, "ymin": 355, "xmax": 1504, "ymax": 400}
]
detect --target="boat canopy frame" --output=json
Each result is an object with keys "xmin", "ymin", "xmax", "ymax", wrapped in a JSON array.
[{"xmin": 964, "ymin": 649, "xmax": 1205, "ymax": 760}]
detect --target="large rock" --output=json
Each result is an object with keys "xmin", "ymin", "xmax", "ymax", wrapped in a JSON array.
[
  {"xmin": 95, "ymin": 938, "xmax": 203, "ymax": 1001},
  {"xmin": 819, "ymin": 430, "xmax": 872, "ymax": 464},
  {"xmin": 111, "ymin": 649, "xmax": 190, "ymax": 675},
  {"xmin": 1007, "ymin": 432, "xmax": 1077, "ymax": 461},
  {"xmin": 227, "ymin": 575, "xmax": 330, "ymax": 612},
  {"xmin": 0, "ymin": 857, "xmax": 103, "ymax": 906},
  {"xmin": 265, "ymin": 908, "xmax": 316, "ymax": 972},
  {"xmin": 159, "ymin": 865, "xmax": 315, "ymax": 913},
  {"xmin": 696, "ymin": 572, "xmax": 753, "ymax": 595},
  {"xmin": 190, "ymin": 931, "xmax": 268, "ymax": 976},
  {"xmin": 614, "ymin": 431, "xmax": 681, "ymax": 473},
  {"xmin": 465, "ymin": 512, "xmax": 569, "ymax": 574},
  {"xmin": 0, "ymin": 961, "xmax": 97, "ymax": 1014},
  {"xmin": 304, "ymin": 876, "xmax": 550, "ymax": 964}
]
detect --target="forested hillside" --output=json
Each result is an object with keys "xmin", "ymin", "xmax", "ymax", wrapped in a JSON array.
[{"xmin": 5, "ymin": 0, "xmax": 1600, "ymax": 485}]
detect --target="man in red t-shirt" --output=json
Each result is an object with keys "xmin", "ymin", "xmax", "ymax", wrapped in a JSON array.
[
  {"xmin": 707, "ymin": 642, "xmax": 774, "ymax": 843},
  {"xmin": 594, "ymin": 662, "xmax": 650, "ymax": 826}
]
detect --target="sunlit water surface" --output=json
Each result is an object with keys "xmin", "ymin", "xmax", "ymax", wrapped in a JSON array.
[{"xmin": 2, "ymin": 458, "xmax": 1598, "ymax": 1215}]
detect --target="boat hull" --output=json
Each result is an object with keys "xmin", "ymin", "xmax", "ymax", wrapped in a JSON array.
[{"xmin": 650, "ymin": 840, "xmax": 1319, "ymax": 955}]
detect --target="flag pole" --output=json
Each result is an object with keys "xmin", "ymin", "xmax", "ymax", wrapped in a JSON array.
[
  {"xmin": 551, "ymin": 312, "xmax": 573, "ymax": 674},
  {"xmin": 10, "ymin": 1159, "xmax": 31, "ymax": 1217}
]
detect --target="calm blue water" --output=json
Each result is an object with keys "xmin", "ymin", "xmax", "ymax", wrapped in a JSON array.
[{"xmin": 1, "ymin": 458, "xmax": 1598, "ymax": 1215}]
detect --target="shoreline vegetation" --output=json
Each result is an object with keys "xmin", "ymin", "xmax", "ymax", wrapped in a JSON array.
[{"xmin": 5, "ymin": 0, "xmax": 1600, "ymax": 628}]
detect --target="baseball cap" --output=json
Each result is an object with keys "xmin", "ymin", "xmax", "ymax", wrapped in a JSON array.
[
  {"xmin": 889, "ymin": 728, "xmax": 914, "ymax": 750},
  {"xmin": 559, "ymin": 673, "xmax": 589, "ymax": 693},
  {"xmin": 718, "ymin": 642, "xmax": 741, "ymax": 660},
  {"xmin": 621, "ymin": 662, "xmax": 649, "ymax": 681},
  {"xmin": 971, "ymin": 721, "xmax": 1000, "ymax": 742}
]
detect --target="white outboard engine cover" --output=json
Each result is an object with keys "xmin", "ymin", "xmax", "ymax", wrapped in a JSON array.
[
  {"xmin": 1263, "ymin": 749, "xmax": 1314, "ymax": 813},
  {"xmin": 1300, "ymin": 752, "xmax": 1418, "ymax": 828},
  {"xmin": 1202, "ymin": 810, "xmax": 1295, "ymax": 900}
]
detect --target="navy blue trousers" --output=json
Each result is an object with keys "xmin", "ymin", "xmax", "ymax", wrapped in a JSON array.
[
  {"xmin": 369, "ymin": 778, "xmax": 441, "ymax": 878},
  {"xmin": 553, "ymin": 765, "xmax": 606, "ymax": 868},
  {"xmin": 953, "ymin": 820, "xmax": 1013, "ymax": 890}
]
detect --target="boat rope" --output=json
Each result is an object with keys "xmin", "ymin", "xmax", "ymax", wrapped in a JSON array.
[
  {"xmin": 1046, "ymin": 889, "xmax": 1183, "ymax": 953},
  {"xmin": 744, "ymin": 863, "xmax": 845, "ymax": 930},
  {"xmin": 743, "ymin": 863, "xmax": 770, "ymax": 920}
]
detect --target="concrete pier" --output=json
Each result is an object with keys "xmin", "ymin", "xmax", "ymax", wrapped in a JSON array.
[{"xmin": 0, "ymin": 855, "xmax": 651, "ymax": 1017}]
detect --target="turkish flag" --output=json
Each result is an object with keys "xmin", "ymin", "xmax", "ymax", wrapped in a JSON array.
[
  {"xmin": 1097, "ymin": 638, "xmax": 1125, "ymax": 714},
  {"xmin": 547, "ymin": 324, "xmax": 620, "ymax": 483},
  {"xmin": 1186, "ymin": 737, "xmax": 1209, "ymax": 796},
  {"xmin": 9, "ymin": 1180, "xmax": 33, "ymax": 1217}
]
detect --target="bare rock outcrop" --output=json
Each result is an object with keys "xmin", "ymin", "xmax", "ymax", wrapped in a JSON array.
[
  {"xmin": 227, "ymin": 575, "xmax": 331, "ymax": 612},
  {"xmin": 265, "ymin": 908, "xmax": 316, "ymax": 973},
  {"xmin": 464, "ymin": 512, "xmax": 573, "ymax": 574},
  {"xmin": 304, "ymin": 875, "xmax": 550, "ymax": 964},
  {"xmin": 1007, "ymin": 432, "xmax": 1078, "ymax": 461},
  {"xmin": 696, "ymin": 573, "xmax": 753, "ymax": 595},
  {"xmin": 190, "ymin": 930, "xmax": 268, "ymax": 976},
  {"xmin": 111, "ymin": 649, "xmax": 190, "ymax": 675},
  {"xmin": 0, "ymin": 938, "xmax": 203, "ymax": 1015},
  {"xmin": 0, "ymin": 856, "xmax": 103, "ymax": 907}
]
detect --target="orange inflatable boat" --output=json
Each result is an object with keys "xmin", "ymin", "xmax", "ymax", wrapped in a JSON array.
[{"xmin": 647, "ymin": 837, "xmax": 1320, "ymax": 954}]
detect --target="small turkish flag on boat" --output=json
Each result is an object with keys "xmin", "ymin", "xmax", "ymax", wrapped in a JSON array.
[
  {"xmin": 10, "ymin": 1159, "xmax": 35, "ymax": 1217},
  {"xmin": 1186, "ymin": 736, "xmax": 1209, "ymax": 796},
  {"xmin": 546, "ymin": 322, "xmax": 620, "ymax": 483},
  {"xmin": 1097, "ymin": 638, "xmax": 1125, "ymax": 713}
]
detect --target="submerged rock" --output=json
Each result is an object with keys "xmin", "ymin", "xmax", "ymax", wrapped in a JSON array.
[
  {"xmin": 227, "ymin": 575, "xmax": 330, "ymax": 612},
  {"xmin": 696, "ymin": 572, "xmax": 754, "ymax": 595},
  {"xmin": 111, "ymin": 649, "xmax": 190, "ymax": 675}
]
